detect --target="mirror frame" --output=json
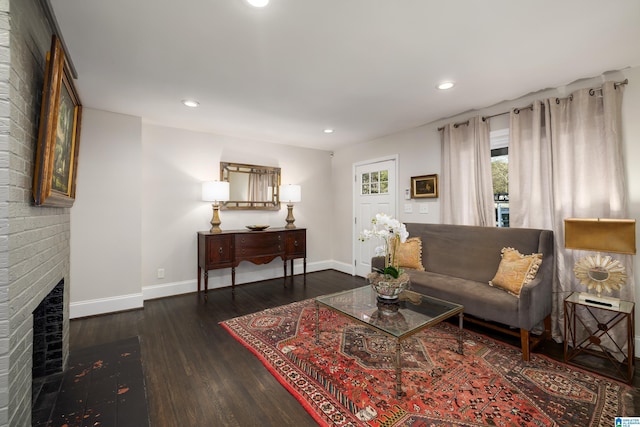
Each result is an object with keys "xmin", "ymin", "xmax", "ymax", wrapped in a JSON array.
[{"xmin": 220, "ymin": 162, "xmax": 281, "ymax": 210}]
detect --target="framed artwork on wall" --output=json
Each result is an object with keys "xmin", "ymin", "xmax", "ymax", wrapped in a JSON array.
[
  {"xmin": 33, "ymin": 34, "xmax": 82, "ymax": 207},
  {"xmin": 411, "ymin": 174, "xmax": 438, "ymax": 198}
]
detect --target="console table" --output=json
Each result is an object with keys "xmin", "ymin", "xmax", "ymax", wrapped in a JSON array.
[{"xmin": 197, "ymin": 228, "xmax": 306, "ymax": 298}]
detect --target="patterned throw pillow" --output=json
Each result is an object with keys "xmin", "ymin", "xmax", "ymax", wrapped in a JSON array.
[
  {"xmin": 489, "ymin": 247, "xmax": 542, "ymax": 297},
  {"xmin": 389, "ymin": 237, "xmax": 425, "ymax": 271}
]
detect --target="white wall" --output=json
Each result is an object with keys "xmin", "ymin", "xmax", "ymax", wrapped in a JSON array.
[
  {"xmin": 70, "ymin": 109, "xmax": 143, "ymax": 317},
  {"xmin": 622, "ymin": 67, "xmax": 640, "ymax": 355},
  {"xmin": 70, "ymin": 113, "xmax": 334, "ymax": 315},
  {"xmin": 331, "ymin": 128, "xmax": 442, "ymax": 267},
  {"xmin": 140, "ymin": 124, "xmax": 334, "ymax": 299},
  {"xmin": 332, "ymin": 66, "xmax": 640, "ymax": 355}
]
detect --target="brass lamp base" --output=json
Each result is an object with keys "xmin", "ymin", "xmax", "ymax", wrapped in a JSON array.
[
  {"xmin": 285, "ymin": 203, "xmax": 296, "ymax": 229},
  {"xmin": 210, "ymin": 203, "xmax": 222, "ymax": 233}
]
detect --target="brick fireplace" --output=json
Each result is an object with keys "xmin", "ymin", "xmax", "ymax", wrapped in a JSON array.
[{"xmin": 1, "ymin": 0, "xmax": 72, "ymax": 425}]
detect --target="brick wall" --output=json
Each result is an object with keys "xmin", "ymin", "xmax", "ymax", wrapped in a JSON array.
[
  {"xmin": 0, "ymin": 0, "xmax": 10, "ymax": 422},
  {"xmin": 0, "ymin": 1, "xmax": 71, "ymax": 426}
]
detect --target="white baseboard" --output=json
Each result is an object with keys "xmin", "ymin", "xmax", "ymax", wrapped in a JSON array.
[
  {"xmin": 331, "ymin": 260, "xmax": 354, "ymax": 275},
  {"xmin": 74, "ymin": 264, "xmax": 337, "ymax": 318},
  {"xmin": 143, "ymin": 279, "xmax": 196, "ymax": 300},
  {"xmin": 71, "ymin": 261, "xmax": 352, "ymax": 318},
  {"xmin": 70, "ymin": 293, "xmax": 143, "ymax": 319},
  {"xmin": 142, "ymin": 260, "xmax": 338, "ymax": 300}
]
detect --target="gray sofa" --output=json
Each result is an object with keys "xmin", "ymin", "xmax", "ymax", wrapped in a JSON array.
[{"xmin": 373, "ymin": 223, "xmax": 554, "ymax": 361}]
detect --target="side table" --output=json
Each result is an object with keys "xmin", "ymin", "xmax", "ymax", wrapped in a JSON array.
[{"xmin": 564, "ymin": 292, "xmax": 635, "ymax": 384}]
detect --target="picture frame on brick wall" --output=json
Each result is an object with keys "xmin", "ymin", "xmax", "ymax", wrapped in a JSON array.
[{"xmin": 33, "ymin": 34, "xmax": 82, "ymax": 207}]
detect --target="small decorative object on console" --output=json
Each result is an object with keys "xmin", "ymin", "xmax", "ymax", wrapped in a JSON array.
[{"xmin": 246, "ymin": 225, "xmax": 270, "ymax": 231}]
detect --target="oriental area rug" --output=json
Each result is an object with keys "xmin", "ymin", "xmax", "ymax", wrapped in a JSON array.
[{"xmin": 220, "ymin": 299, "xmax": 636, "ymax": 427}]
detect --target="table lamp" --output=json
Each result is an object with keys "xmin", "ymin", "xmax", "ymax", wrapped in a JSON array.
[
  {"xmin": 564, "ymin": 218, "xmax": 636, "ymax": 308},
  {"xmin": 279, "ymin": 184, "xmax": 301, "ymax": 229},
  {"xmin": 202, "ymin": 181, "xmax": 230, "ymax": 233}
]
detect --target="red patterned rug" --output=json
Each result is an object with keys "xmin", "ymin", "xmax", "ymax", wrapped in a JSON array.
[{"xmin": 220, "ymin": 299, "xmax": 636, "ymax": 426}]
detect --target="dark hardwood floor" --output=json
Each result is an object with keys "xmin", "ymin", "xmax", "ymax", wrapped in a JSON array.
[
  {"xmin": 68, "ymin": 270, "xmax": 638, "ymax": 427},
  {"xmin": 69, "ymin": 271, "xmax": 364, "ymax": 426}
]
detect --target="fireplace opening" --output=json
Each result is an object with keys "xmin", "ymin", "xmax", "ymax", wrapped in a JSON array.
[
  {"xmin": 32, "ymin": 279, "xmax": 64, "ymax": 377},
  {"xmin": 31, "ymin": 279, "xmax": 65, "ymax": 421}
]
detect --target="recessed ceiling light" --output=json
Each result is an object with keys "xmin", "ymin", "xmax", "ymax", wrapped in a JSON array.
[
  {"xmin": 246, "ymin": 0, "xmax": 269, "ymax": 7},
  {"xmin": 323, "ymin": 129, "xmax": 334, "ymax": 134},
  {"xmin": 182, "ymin": 99, "xmax": 200, "ymax": 108},
  {"xmin": 437, "ymin": 82, "xmax": 455, "ymax": 90}
]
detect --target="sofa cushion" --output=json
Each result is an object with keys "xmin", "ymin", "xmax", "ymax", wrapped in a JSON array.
[
  {"xmin": 489, "ymin": 247, "xmax": 542, "ymax": 297},
  {"xmin": 390, "ymin": 237, "xmax": 425, "ymax": 271},
  {"xmin": 406, "ymin": 270, "xmax": 520, "ymax": 327}
]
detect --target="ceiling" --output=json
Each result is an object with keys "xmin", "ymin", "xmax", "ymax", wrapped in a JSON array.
[{"xmin": 47, "ymin": 0, "xmax": 640, "ymax": 151}]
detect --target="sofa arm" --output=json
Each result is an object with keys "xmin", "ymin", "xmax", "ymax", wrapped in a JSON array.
[
  {"xmin": 518, "ymin": 275, "xmax": 552, "ymax": 331},
  {"xmin": 371, "ymin": 256, "xmax": 385, "ymax": 272},
  {"xmin": 518, "ymin": 229, "xmax": 554, "ymax": 331}
]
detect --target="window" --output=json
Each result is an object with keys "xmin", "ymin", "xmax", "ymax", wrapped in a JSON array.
[
  {"xmin": 491, "ymin": 129, "xmax": 509, "ymax": 227},
  {"xmin": 361, "ymin": 169, "xmax": 389, "ymax": 195}
]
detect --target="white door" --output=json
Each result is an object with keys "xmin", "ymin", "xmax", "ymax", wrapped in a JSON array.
[{"xmin": 353, "ymin": 157, "xmax": 397, "ymax": 277}]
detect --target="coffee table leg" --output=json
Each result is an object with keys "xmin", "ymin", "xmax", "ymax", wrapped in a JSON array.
[
  {"xmin": 458, "ymin": 313, "xmax": 464, "ymax": 355},
  {"xmin": 315, "ymin": 302, "xmax": 320, "ymax": 344},
  {"xmin": 395, "ymin": 340, "xmax": 404, "ymax": 397}
]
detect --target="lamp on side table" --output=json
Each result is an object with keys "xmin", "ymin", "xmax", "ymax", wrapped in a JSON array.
[
  {"xmin": 280, "ymin": 184, "xmax": 301, "ymax": 229},
  {"xmin": 564, "ymin": 218, "xmax": 636, "ymax": 308},
  {"xmin": 202, "ymin": 181, "xmax": 230, "ymax": 233}
]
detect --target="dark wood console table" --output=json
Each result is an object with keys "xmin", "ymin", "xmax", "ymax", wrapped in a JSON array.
[{"xmin": 197, "ymin": 228, "xmax": 306, "ymax": 298}]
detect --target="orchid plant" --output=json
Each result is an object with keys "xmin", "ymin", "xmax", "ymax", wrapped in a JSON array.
[{"xmin": 359, "ymin": 213, "xmax": 409, "ymax": 279}]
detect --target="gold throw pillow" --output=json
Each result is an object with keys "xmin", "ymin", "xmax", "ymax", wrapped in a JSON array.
[
  {"xmin": 389, "ymin": 237, "xmax": 425, "ymax": 271},
  {"xmin": 489, "ymin": 247, "xmax": 542, "ymax": 297}
]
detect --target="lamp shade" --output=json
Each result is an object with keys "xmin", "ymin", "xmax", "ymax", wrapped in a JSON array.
[
  {"xmin": 279, "ymin": 184, "xmax": 301, "ymax": 203},
  {"xmin": 202, "ymin": 181, "xmax": 229, "ymax": 202},
  {"xmin": 564, "ymin": 218, "xmax": 636, "ymax": 254}
]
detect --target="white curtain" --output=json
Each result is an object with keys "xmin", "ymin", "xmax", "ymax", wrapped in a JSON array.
[
  {"xmin": 509, "ymin": 81, "xmax": 633, "ymax": 346},
  {"xmin": 441, "ymin": 116, "xmax": 494, "ymax": 226},
  {"xmin": 248, "ymin": 172, "xmax": 268, "ymax": 202},
  {"xmin": 509, "ymin": 102, "xmax": 554, "ymax": 230}
]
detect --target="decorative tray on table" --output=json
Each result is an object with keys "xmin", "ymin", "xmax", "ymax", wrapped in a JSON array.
[{"xmin": 246, "ymin": 225, "xmax": 270, "ymax": 231}]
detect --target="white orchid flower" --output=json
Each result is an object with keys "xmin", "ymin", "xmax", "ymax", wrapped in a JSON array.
[
  {"xmin": 358, "ymin": 213, "xmax": 410, "ymax": 272},
  {"xmin": 398, "ymin": 224, "xmax": 409, "ymax": 243}
]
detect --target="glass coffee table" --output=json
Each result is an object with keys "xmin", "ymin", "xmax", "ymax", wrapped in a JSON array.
[{"xmin": 315, "ymin": 286, "xmax": 464, "ymax": 397}]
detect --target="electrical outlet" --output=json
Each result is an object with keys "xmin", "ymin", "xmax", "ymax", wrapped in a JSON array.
[
  {"xmin": 404, "ymin": 204, "xmax": 413, "ymax": 213},
  {"xmin": 157, "ymin": 268, "xmax": 165, "ymax": 279},
  {"xmin": 419, "ymin": 204, "xmax": 429, "ymax": 214}
]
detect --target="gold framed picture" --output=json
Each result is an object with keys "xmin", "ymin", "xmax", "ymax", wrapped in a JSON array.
[
  {"xmin": 33, "ymin": 35, "xmax": 82, "ymax": 207},
  {"xmin": 411, "ymin": 174, "xmax": 438, "ymax": 198}
]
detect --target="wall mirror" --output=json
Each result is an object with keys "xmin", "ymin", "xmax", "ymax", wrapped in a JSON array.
[{"xmin": 220, "ymin": 162, "xmax": 281, "ymax": 210}]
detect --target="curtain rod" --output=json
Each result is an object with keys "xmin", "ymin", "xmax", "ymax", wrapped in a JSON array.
[
  {"xmin": 437, "ymin": 79, "xmax": 628, "ymax": 132},
  {"xmin": 482, "ymin": 105, "xmax": 533, "ymax": 121}
]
